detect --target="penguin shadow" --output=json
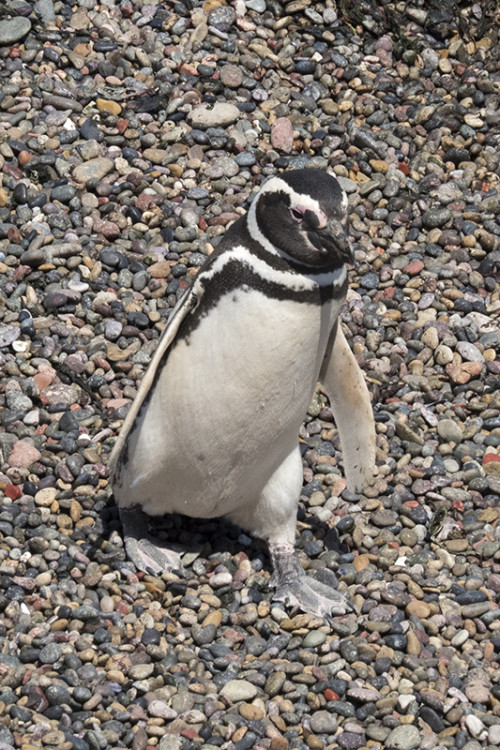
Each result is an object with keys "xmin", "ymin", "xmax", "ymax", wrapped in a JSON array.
[
  {"xmin": 93, "ymin": 497, "xmax": 349, "ymax": 590},
  {"xmin": 95, "ymin": 501, "xmax": 270, "ymax": 579}
]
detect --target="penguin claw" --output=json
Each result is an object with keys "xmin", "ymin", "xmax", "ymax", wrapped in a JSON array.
[
  {"xmin": 119, "ymin": 506, "xmax": 184, "ymax": 576},
  {"xmin": 124, "ymin": 536, "xmax": 184, "ymax": 575},
  {"xmin": 269, "ymin": 542, "xmax": 356, "ymax": 620},
  {"xmin": 273, "ymin": 578, "xmax": 354, "ymax": 619}
]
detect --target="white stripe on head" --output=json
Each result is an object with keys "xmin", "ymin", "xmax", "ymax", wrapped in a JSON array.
[
  {"xmin": 259, "ymin": 176, "xmax": 328, "ymax": 222},
  {"xmin": 247, "ymin": 176, "xmax": 328, "ymax": 258}
]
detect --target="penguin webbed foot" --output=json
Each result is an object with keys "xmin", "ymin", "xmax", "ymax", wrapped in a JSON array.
[
  {"xmin": 118, "ymin": 507, "xmax": 183, "ymax": 576},
  {"xmin": 269, "ymin": 543, "xmax": 355, "ymax": 619}
]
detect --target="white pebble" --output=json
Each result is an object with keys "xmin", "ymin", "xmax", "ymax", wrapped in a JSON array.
[
  {"xmin": 12, "ymin": 340, "xmax": 29, "ymax": 352},
  {"xmin": 465, "ymin": 713, "xmax": 486, "ymax": 739},
  {"xmin": 451, "ymin": 629, "xmax": 469, "ymax": 647}
]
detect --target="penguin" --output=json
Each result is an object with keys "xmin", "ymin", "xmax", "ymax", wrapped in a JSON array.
[{"xmin": 109, "ymin": 168, "xmax": 376, "ymax": 618}]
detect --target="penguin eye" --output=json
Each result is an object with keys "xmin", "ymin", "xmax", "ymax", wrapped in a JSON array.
[{"xmin": 289, "ymin": 207, "xmax": 304, "ymax": 222}]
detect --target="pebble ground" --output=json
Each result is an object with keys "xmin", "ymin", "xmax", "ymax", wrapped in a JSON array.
[{"xmin": 0, "ymin": 1, "xmax": 499, "ymax": 750}]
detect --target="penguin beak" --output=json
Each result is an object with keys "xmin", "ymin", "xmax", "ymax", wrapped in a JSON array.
[{"xmin": 324, "ymin": 219, "xmax": 353, "ymax": 264}]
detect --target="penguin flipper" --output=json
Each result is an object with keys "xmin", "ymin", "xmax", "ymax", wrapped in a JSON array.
[
  {"xmin": 319, "ymin": 323, "xmax": 376, "ymax": 493},
  {"xmin": 119, "ymin": 507, "xmax": 184, "ymax": 575},
  {"xmin": 109, "ymin": 281, "xmax": 204, "ymax": 479},
  {"xmin": 269, "ymin": 543, "xmax": 355, "ymax": 619}
]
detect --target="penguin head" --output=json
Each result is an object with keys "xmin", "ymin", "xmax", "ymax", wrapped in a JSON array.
[{"xmin": 249, "ymin": 169, "xmax": 352, "ymax": 269}]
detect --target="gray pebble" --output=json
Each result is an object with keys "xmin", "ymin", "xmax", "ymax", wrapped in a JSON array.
[
  {"xmin": 0, "ymin": 17, "xmax": 31, "ymax": 44},
  {"xmin": 386, "ymin": 725, "xmax": 421, "ymax": 750}
]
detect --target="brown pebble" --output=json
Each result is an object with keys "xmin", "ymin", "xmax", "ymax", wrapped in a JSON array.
[
  {"xmin": 369, "ymin": 159, "xmax": 389, "ymax": 173},
  {"xmin": 148, "ymin": 260, "xmax": 172, "ymax": 278},
  {"xmin": 131, "ymin": 726, "xmax": 148, "ymax": 750},
  {"xmin": 406, "ymin": 600, "xmax": 431, "ymax": 619},
  {"xmin": 406, "ymin": 630, "xmax": 422, "ymax": 655},
  {"xmin": 96, "ymin": 98, "xmax": 122, "ymax": 115},
  {"xmin": 270, "ymin": 738, "xmax": 289, "ymax": 750},
  {"xmin": 280, "ymin": 614, "xmax": 311, "ymax": 630},
  {"xmin": 306, "ymin": 735, "xmax": 324, "ymax": 749},
  {"xmin": 220, "ymin": 63, "xmax": 244, "ymax": 88},
  {"xmin": 201, "ymin": 610, "xmax": 222, "ymax": 627},
  {"xmin": 239, "ymin": 702, "xmax": 265, "ymax": 721},
  {"xmin": 446, "ymin": 361, "xmax": 483, "ymax": 384},
  {"xmin": 18, "ymin": 150, "xmax": 33, "ymax": 166},
  {"xmin": 353, "ymin": 553, "xmax": 371, "ymax": 572}
]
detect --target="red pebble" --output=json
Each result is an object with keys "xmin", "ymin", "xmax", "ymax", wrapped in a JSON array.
[
  {"xmin": 398, "ymin": 161, "xmax": 409, "ymax": 175},
  {"xmin": 483, "ymin": 454, "xmax": 500, "ymax": 465},
  {"xmin": 324, "ymin": 689, "xmax": 339, "ymax": 701},
  {"xmin": 404, "ymin": 260, "xmax": 424, "ymax": 275},
  {"xmin": 116, "ymin": 600, "xmax": 130, "ymax": 615},
  {"xmin": 5, "ymin": 484, "xmax": 22, "ymax": 500},
  {"xmin": 116, "ymin": 118, "xmax": 129, "ymax": 134}
]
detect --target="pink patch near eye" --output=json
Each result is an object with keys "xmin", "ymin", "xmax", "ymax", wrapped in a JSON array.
[{"xmin": 290, "ymin": 207, "xmax": 304, "ymax": 221}]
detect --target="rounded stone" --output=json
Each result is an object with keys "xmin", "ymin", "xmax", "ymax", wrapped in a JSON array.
[
  {"xmin": 386, "ymin": 725, "xmax": 421, "ymax": 750},
  {"xmin": 0, "ymin": 17, "xmax": 31, "ymax": 44},
  {"xmin": 220, "ymin": 680, "xmax": 259, "ymax": 702},
  {"xmin": 437, "ymin": 419, "xmax": 463, "ymax": 443},
  {"xmin": 309, "ymin": 710, "xmax": 338, "ymax": 734}
]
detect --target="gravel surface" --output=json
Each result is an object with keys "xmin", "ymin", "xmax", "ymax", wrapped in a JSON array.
[{"xmin": 0, "ymin": 1, "xmax": 500, "ymax": 749}]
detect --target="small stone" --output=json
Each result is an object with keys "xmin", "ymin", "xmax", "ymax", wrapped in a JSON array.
[
  {"xmin": 265, "ymin": 672, "xmax": 286, "ymax": 697},
  {"xmin": 189, "ymin": 103, "xmax": 240, "ymax": 128},
  {"xmin": 446, "ymin": 361, "xmax": 483, "ymax": 384},
  {"xmin": 404, "ymin": 260, "xmax": 424, "ymax": 276},
  {"xmin": 421, "ymin": 327, "xmax": 439, "ymax": 349},
  {"xmin": 148, "ymin": 700, "xmax": 177, "ymax": 720},
  {"xmin": 39, "ymin": 643, "xmax": 62, "ymax": 664},
  {"xmin": 422, "ymin": 208, "xmax": 452, "ymax": 229},
  {"xmin": 465, "ymin": 714, "xmax": 485, "ymax": 738},
  {"xmin": 207, "ymin": 5, "xmax": 236, "ymax": 31},
  {"xmin": 488, "ymin": 726, "xmax": 500, "ymax": 745},
  {"xmin": 271, "ymin": 117, "xmax": 294, "ymax": 153},
  {"xmin": 35, "ymin": 488, "xmax": 57, "ymax": 506},
  {"xmin": 96, "ymin": 98, "xmax": 122, "ymax": 115},
  {"xmin": 220, "ymin": 64, "xmax": 244, "ymax": 88},
  {"xmin": 0, "ymin": 17, "xmax": 31, "ymax": 44},
  {"xmin": 385, "ymin": 725, "xmax": 421, "ymax": 750},
  {"xmin": 309, "ymin": 710, "xmax": 338, "ymax": 734},
  {"xmin": 369, "ymin": 160, "xmax": 389, "ymax": 173},
  {"xmin": 456, "ymin": 341, "xmax": 484, "ymax": 363},
  {"xmin": 9, "ymin": 440, "xmax": 42, "ymax": 468},
  {"xmin": 406, "ymin": 601, "xmax": 431, "ymax": 618},
  {"xmin": 463, "ymin": 114, "xmax": 484, "ymax": 128},
  {"xmin": 337, "ymin": 732, "xmax": 365, "ymax": 750},
  {"xmin": 302, "ymin": 631, "xmax": 327, "ymax": 648},
  {"xmin": 239, "ymin": 703, "xmax": 265, "ymax": 721},
  {"xmin": 221, "ymin": 680, "xmax": 259, "ymax": 702},
  {"xmin": 435, "ymin": 344, "xmax": 454, "ymax": 365},
  {"xmin": 406, "ymin": 631, "xmax": 421, "ymax": 656},
  {"xmin": 347, "ymin": 687, "xmax": 381, "ymax": 702},
  {"xmin": 437, "ymin": 419, "xmax": 463, "ymax": 443},
  {"xmin": 73, "ymin": 158, "xmax": 114, "ymax": 183}
]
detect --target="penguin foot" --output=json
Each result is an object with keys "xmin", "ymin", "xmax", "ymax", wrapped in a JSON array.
[
  {"xmin": 119, "ymin": 507, "xmax": 183, "ymax": 575},
  {"xmin": 269, "ymin": 542, "xmax": 355, "ymax": 619}
]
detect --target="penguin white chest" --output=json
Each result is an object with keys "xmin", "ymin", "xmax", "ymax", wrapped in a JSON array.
[{"xmin": 116, "ymin": 287, "xmax": 343, "ymax": 519}]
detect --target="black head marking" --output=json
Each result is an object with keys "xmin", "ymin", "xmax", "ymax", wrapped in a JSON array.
[
  {"xmin": 253, "ymin": 169, "xmax": 351, "ymax": 268},
  {"xmin": 279, "ymin": 168, "xmax": 346, "ymax": 220}
]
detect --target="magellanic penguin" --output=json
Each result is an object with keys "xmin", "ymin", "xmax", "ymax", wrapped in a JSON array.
[{"xmin": 110, "ymin": 168, "xmax": 377, "ymax": 618}]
